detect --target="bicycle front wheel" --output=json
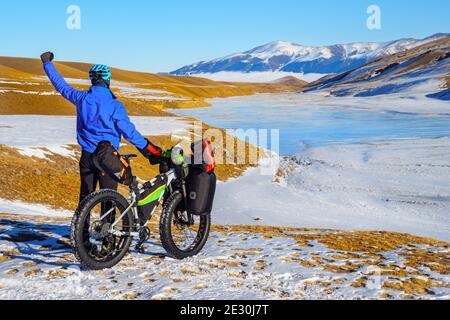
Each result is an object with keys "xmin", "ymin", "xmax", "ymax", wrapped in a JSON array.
[{"xmin": 71, "ymin": 189, "xmax": 134, "ymax": 270}]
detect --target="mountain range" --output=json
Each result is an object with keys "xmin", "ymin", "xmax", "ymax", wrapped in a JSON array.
[
  {"xmin": 171, "ymin": 33, "xmax": 449, "ymax": 76},
  {"xmin": 307, "ymin": 36, "xmax": 450, "ymax": 100}
]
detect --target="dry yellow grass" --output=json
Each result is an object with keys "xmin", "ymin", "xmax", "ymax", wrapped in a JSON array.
[
  {"xmin": 0, "ymin": 144, "xmax": 81, "ymax": 210},
  {"xmin": 0, "ymin": 117, "xmax": 265, "ymax": 211},
  {"xmin": 0, "ymin": 56, "xmax": 305, "ymax": 116},
  {"xmin": 351, "ymin": 277, "xmax": 368, "ymax": 288},
  {"xmin": 382, "ymin": 278, "xmax": 444, "ymax": 295},
  {"xmin": 211, "ymin": 224, "xmax": 450, "ymax": 278},
  {"xmin": 23, "ymin": 269, "xmax": 43, "ymax": 277},
  {"xmin": 0, "ymin": 255, "xmax": 11, "ymax": 262},
  {"xmin": 444, "ymin": 76, "xmax": 450, "ymax": 88}
]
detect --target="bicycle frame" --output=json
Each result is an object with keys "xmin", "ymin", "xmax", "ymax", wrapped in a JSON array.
[{"xmin": 107, "ymin": 168, "xmax": 179, "ymax": 238}]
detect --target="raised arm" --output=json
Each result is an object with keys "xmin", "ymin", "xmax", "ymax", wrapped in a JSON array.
[{"xmin": 41, "ymin": 52, "xmax": 86, "ymax": 105}]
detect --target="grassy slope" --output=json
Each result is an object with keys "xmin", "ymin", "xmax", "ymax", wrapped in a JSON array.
[
  {"xmin": 0, "ymin": 56, "xmax": 279, "ymax": 188},
  {"xmin": 0, "ymin": 124, "xmax": 264, "ymax": 212},
  {"xmin": 0, "ymin": 56, "xmax": 305, "ymax": 116}
]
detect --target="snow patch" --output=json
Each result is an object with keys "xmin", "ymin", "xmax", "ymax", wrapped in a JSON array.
[
  {"xmin": 0, "ymin": 116, "xmax": 191, "ymax": 159},
  {"xmin": 0, "ymin": 199, "xmax": 72, "ymax": 217},
  {"xmin": 214, "ymin": 138, "xmax": 450, "ymax": 242}
]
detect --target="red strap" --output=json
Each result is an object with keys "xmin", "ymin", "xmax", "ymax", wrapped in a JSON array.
[{"xmin": 203, "ymin": 140, "xmax": 215, "ymax": 173}]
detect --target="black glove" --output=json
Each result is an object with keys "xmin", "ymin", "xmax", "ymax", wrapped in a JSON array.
[
  {"xmin": 40, "ymin": 52, "xmax": 54, "ymax": 63},
  {"xmin": 139, "ymin": 139, "xmax": 163, "ymax": 165}
]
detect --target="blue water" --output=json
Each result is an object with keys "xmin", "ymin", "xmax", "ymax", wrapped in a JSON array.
[{"xmin": 170, "ymin": 95, "xmax": 450, "ymax": 156}]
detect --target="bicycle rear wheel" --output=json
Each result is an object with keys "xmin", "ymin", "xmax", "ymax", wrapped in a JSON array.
[
  {"xmin": 71, "ymin": 189, "xmax": 134, "ymax": 270},
  {"xmin": 159, "ymin": 191, "xmax": 211, "ymax": 259}
]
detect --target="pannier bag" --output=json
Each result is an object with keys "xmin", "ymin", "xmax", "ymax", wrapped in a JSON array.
[
  {"xmin": 186, "ymin": 167, "xmax": 217, "ymax": 216},
  {"xmin": 191, "ymin": 139, "xmax": 216, "ymax": 173},
  {"xmin": 93, "ymin": 141, "xmax": 133, "ymax": 186},
  {"xmin": 137, "ymin": 175, "xmax": 168, "ymax": 225}
]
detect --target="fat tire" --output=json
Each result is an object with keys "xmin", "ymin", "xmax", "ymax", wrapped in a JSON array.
[
  {"xmin": 70, "ymin": 189, "xmax": 133, "ymax": 270},
  {"xmin": 159, "ymin": 191, "xmax": 211, "ymax": 259}
]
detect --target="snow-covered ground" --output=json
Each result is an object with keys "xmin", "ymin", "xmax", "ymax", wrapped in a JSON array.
[
  {"xmin": 304, "ymin": 80, "xmax": 450, "ymax": 114},
  {"xmin": 0, "ymin": 213, "xmax": 448, "ymax": 300},
  {"xmin": 192, "ymin": 72, "xmax": 325, "ymax": 83},
  {"xmin": 0, "ymin": 199, "xmax": 73, "ymax": 218},
  {"xmin": 214, "ymin": 138, "xmax": 450, "ymax": 242},
  {"xmin": 0, "ymin": 115, "xmax": 190, "ymax": 158}
]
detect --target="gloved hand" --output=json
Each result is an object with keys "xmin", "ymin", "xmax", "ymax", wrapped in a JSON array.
[
  {"xmin": 40, "ymin": 52, "xmax": 54, "ymax": 63},
  {"xmin": 139, "ymin": 139, "xmax": 163, "ymax": 165}
]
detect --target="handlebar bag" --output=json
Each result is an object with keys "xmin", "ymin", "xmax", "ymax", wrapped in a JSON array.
[
  {"xmin": 93, "ymin": 141, "xmax": 133, "ymax": 186},
  {"xmin": 186, "ymin": 167, "xmax": 217, "ymax": 216},
  {"xmin": 137, "ymin": 175, "xmax": 168, "ymax": 225}
]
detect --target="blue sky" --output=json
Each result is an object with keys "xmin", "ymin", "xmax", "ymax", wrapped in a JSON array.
[{"xmin": 0, "ymin": 0, "xmax": 448, "ymax": 72}]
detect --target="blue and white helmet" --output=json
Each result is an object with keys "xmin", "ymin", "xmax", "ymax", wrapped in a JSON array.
[{"xmin": 89, "ymin": 64, "xmax": 111, "ymax": 82}]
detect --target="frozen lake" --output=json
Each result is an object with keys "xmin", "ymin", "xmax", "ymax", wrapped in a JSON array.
[{"xmin": 170, "ymin": 93, "xmax": 450, "ymax": 156}]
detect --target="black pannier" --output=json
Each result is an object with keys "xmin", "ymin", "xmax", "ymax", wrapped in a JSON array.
[
  {"xmin": 93, "ymin": 141, "xmax": 133, "ymax": 186},
  {"xmin": 186, "ymin": 167, "xmax": 216, "ymax": 216},
  {"xmin": 137, "ymin": 175, "xmax": 168, "ymax": 225}
]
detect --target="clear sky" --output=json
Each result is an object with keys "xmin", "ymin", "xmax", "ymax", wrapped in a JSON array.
[{"xmin": 0, "ymin": 0, "xmax": 448, "ymax": 73}]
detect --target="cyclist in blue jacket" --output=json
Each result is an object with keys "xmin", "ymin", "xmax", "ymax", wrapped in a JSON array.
[{"xmin": 40, "ymin": 52, "xmax": 162, "ymax": 204}]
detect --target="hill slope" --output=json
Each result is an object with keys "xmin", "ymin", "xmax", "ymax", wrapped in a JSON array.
[
  {"xmin": 0, "ymin": 57, "xmax": 305, "ymax": 116},
  {"xmin": 305, "ymin": 36, "xmax": 450, "ymax": 99}
]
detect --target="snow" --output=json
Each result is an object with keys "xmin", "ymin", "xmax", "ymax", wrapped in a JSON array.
[
  {"xmin": 172, "ymin": 34, "xmax": 449, "ymax": 75},
  {"xmin": 0, "ymin": 116, "xmax": 191, "ymax": 159},
  {"xmin": 0, "ymin": 80, "xmax": 40, "ymax": 86},
  {"xmin": 0, "ymin": 199, "xmax": 72, "ymax": 218},
  {"xmin": 246, "ymin": 35, "xmax": 448, "ymax": 63},
  {"xmin": 115, "ymin": 87, "xmax": 188, "ymax": 101},
  {"xmin": 214, "ymin": 138, "xmax": 450, "ymax": 242},
  {"xmin": 0, "ymin": 213, "xmax": 448, "ymax": 300},
  {"xmin": 170, "ymin": 92, "xmax": 450, "ymax": 242},
  {"xmin": 193, "ymin": 72, "xmax": 325, "ymax": 83},
  {"xmin": 0, "ymin": 90, "xmax": 58, "ymax": 96}
]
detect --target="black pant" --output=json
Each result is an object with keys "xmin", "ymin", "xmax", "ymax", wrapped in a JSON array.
[
  {"xmin": 79, "ymin": 150, "xmax": 118, "ymax": 203},
  {"xmin": 79, "ymin": 151, "xmax": 119, "ymax": 240}
]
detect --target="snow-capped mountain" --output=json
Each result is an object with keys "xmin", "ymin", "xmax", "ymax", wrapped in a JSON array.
[{"xmin": 171, "ymin": 33, "xmax": 449, "ymax": 76}]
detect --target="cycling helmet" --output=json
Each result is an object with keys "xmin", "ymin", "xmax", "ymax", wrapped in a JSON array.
[{"xmin": 89, "ymin": 64, "xmax": 112, "ymax": 82}]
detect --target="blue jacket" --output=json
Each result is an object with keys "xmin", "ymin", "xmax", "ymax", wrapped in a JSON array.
[{"xmin": 43, "ymin": 62, "xmax": 148, "ymax": 153}]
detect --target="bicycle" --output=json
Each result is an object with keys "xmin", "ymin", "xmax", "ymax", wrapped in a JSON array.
[{"xmin": 70, "ymin": 147, "xmax": 212, "ymax": 270}]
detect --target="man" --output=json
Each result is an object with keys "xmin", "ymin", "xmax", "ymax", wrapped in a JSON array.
[{"xmin": 40, "ymin": 52, "xmax": 162, "ymax": 204}]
